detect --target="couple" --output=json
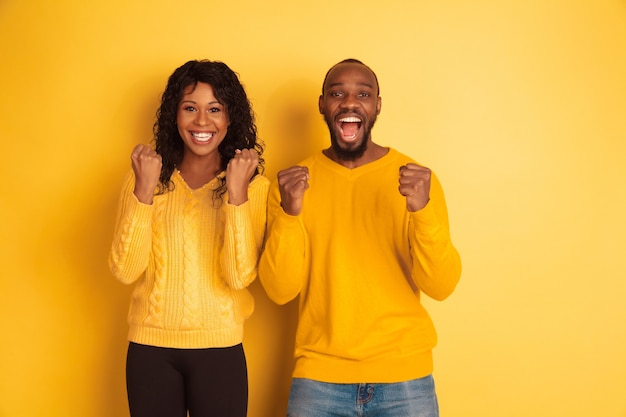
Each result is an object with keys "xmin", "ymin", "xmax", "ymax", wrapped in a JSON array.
[{"xmin": 108, "ymin": 58, "xmax": 462, "ymax": 417}]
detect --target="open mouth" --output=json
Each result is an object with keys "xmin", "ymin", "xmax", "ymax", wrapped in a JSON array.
[
  {"xmin": 191, "ymin": 132, "xmax": 214, "ymax": 143},
  {"xmin": 338, "ymin": 116, "xmax": 362, "ymax": 141}
]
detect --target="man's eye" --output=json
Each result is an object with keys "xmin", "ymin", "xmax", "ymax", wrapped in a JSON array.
[
  {"xmin": 359, "ymin": 92, "xmax": 370, "ymax": 98},
  {"xmin": 331, "ymin": 91, "xmax": 343, "ymax": 97}
]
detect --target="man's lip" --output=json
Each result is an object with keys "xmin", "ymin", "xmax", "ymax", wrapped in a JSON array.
[
  {"xmin": 338, "ymin": 116, "xmax": 362, "ymax": 123},
  {"xmin": 335, "ymin": 112, "xmax": 363, "ymax": 123},
  {"xmin": 335, "ymin": 119, "xmax": 362, "ymax": 141}
]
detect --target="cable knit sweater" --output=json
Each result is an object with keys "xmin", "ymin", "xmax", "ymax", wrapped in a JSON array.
[{"xmin": 109, "ymin": 170, "xmax": 269, "ymax": 349}]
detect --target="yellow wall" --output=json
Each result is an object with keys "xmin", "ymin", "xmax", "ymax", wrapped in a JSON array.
[{"xmin": 1, "ymin": 1, "xmax": 625, "ymax": 416}]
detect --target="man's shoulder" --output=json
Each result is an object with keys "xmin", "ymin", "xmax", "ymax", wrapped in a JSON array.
[
  {"xmin": 298, "ymin": 153, "xmax": 319, "ymax": 167},
  {"xmin": 287, "ymin": 152, "xmax": 328, "ymax": 173},
  {"xmin": 387, "ymin": 147, "xmax": 418, "ymax": 164},
  {"xmin": 388, "ymin": 148, "xmax": 440, "ymax": 173}
]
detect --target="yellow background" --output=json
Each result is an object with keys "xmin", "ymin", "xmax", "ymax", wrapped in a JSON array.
[{"xmin": 1, "ymin": 0, "xmax": 625, "ymax": 416}]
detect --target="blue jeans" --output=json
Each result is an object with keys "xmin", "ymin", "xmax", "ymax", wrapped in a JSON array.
[{"xmin": 286, "ymin": 375, "xmax": 439, "ymax": 417}]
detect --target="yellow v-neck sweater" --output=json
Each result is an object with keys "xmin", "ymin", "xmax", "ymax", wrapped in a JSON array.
[
  {"xmin": 259, "ymin": 149, "xmax": 461, "ymax": 383},
  {"xmin": 109, "ymin": 170, "xmax": 269, "ymax": 349}
]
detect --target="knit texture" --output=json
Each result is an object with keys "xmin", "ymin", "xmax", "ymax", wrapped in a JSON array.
[
  {"xmin": 109, "ymin": 170, "xmax": 270, "ymax": 348},
  {"xmin": 259, "ymin": 149, "xmax": 461, "ymax": 383}
]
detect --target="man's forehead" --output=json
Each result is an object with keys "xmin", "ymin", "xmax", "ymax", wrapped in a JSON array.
[{"xmin": 325, "ymin": 63, "xmax": 378, "ymax": 90}]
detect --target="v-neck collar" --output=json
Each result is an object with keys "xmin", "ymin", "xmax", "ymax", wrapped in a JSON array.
[
  {"xmin": 315, "ymin": 148, "xmax": 397, "ymax": 178},
  {"xmin": 173, "ymin": 169, "xmax": 222, "ymax": 193}
]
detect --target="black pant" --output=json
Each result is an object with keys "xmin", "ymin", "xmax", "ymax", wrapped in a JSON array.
[{"xmin": 126, "ymin": 342, "xmax": 248, "ymax": 417}]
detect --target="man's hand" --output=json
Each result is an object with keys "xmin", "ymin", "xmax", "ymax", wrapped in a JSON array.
[
  {"xmin": 399, "ymin": 163, "xmax": 431, "ymax": 212},
  {"xmin": 131, "ymin": 144, "xmax": 162, "ymax": 204},
  {"xmin": 277, "ymin": 166, "xmax": 309, "ymax": 216},
  {"xmin": 226, "ymin": 148, "xmax": 259, "ymax": 205}
]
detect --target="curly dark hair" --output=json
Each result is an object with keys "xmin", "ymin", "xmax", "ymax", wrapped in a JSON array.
[{"xmin": 153, "ymin": 59, "xmax": 264, "ymax": 199}]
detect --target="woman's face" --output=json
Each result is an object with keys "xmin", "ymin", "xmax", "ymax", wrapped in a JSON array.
[{"xmin": 176, "ymin": 82, "xmax": 229, "ymax": 161}]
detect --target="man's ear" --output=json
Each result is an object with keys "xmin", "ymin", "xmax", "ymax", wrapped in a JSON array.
[
  {"xmin": 318, "ymin": 95, "xmax": 324, "ymax": 114},
  {"xmin": 376, "ymin": 96, "xmax": 382, "ymax": 115}
]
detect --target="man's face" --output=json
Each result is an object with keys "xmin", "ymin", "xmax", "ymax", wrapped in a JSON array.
[{"xmin": 319, "ymin": 63, "xmax": 381, "ymax": 161}]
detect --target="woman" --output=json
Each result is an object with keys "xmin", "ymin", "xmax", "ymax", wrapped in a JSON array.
[{"xmin": 109, "ymin": 60, "xmax": 269, "ymax": 417}]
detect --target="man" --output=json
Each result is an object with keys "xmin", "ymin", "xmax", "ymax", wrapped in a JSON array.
[{"xmin": 259, "ymin": 58, "xmax": 462, "ymax": 417}]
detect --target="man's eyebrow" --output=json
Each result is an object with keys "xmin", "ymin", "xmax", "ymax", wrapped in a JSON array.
[{"xmin": 326, "ymin": 81, "xmax": 375, "ymax": 90}]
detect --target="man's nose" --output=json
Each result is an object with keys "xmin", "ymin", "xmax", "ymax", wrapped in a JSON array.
[{"xmin": 340, "ymin": 93, "xmax": 358, "ymax": 109}]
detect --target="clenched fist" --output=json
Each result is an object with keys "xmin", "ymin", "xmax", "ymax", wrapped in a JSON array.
[
  {"xmin": 277, "ymin": 166, "xmax": 309, "ymax": 216},
  {"xmin": 226, "ymin": 148, "xmax": 259, "ymax": 206},
  {"xmin": 131, "ymin": 144, "xmax": 162, "ymax": 204},
  {"xmin": 399, "ymin": 163, "xmax": 431, "ymax": 212}
]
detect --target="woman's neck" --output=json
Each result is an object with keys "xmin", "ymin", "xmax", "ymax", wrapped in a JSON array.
[{"xmin": 177, "ymin": 155, "xmax": 222, "ymax": 190}]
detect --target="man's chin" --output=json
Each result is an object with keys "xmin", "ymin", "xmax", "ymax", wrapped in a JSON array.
[
  {"xmin": 332, "ymin": 140, "xmax": 367, "ymax": 161},
  {"xmin": 338, "ymin": 138, "xmax": 361, "ymax": 150}
]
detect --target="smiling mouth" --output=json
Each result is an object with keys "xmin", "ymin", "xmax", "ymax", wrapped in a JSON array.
[
  {"xmin": 338, "ymin": 116, "xmax": 362, "ymax": 140},
  {"xmin": 191, "ymin": 132, "xmax": 214, "ymax": 143}
]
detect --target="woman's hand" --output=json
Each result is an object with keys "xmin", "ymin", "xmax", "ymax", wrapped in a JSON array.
[
  {"xmin": 226, "ymin": 148, "xmax": 259, "ymax": 206},
  {"xmin": 131, "ymin": 144, "xmax": 162, "ymax": 204}
]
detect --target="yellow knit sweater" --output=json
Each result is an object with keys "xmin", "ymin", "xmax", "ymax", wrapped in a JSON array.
[
  {"xmin": 259, "ymin": 149, "xmax": 461, "ymax": 383},
  {"xmin": 109, "ymin": 170, "xmax": 269, "ymax": 349}
]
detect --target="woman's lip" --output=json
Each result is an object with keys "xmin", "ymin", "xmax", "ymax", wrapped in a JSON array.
[{"xmin": 191, "ymin": 132, "xmax": 214, "ymax": 143}]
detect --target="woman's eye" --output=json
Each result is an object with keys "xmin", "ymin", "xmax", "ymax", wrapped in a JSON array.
[{"xmin": 184, "ymin": 106, "xmax": 197, "ymax": 112}]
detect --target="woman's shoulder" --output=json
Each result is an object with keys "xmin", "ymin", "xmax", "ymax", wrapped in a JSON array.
[
  {"xmin": 250, "ymin": 173, "xmax": 271, "ymax": 187},
  {"xmin": 248, "ymin": 174, "xmax": 271, "ymax": 196}
]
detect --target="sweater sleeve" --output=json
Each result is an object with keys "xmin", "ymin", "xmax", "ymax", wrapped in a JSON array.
[
  {"xmin": 220, "ymin": 175, "xmax": 270, "ymax": 290},
  {"xmin": 258, "ymin": 180, "xmax": 310, "ymax": 305},
  {"xmin": 108, "ymin": 171, "xmax": 154, "ymax": 285},
  {"xmin": 408, "ymin": 172, "xmax": 462, "ymax": 301}
]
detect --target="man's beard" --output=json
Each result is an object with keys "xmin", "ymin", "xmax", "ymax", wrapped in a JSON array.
[{"xmin": 325, "ymin": 114, "xmax": 377, "ymax": 162}]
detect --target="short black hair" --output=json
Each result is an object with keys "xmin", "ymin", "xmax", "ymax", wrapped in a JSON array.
[{"xmin": 321, "ymin": 58, "xmax": 380, "ymax": 95}]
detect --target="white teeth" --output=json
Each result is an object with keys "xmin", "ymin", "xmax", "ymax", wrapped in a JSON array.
[
  {"xmin": 192, "ymin": 132, "xmax": 213, "ymax": 141},
  {"xmin": 339, "ymin": 116, "xmax": 362, "ymax": 123}
]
